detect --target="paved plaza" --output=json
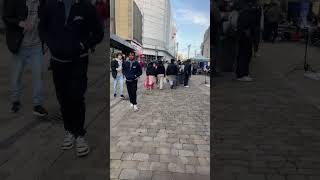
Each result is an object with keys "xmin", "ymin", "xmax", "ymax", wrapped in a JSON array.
[
  {"xmin": 213, "ymin": 42, "xmax": 320, "ymax": 180},
  {"xmin": 0, "ymin": 34, "xmax": 108, "ymax": 180},
  {"xmin": 110, "ymin": 73, "xmax": 210, "ymax": 180}
]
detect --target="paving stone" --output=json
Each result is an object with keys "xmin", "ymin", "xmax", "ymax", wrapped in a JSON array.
[
  {"xmin": 168, "ymin": 163, "xmax": 185, "ymax": 173},
  {"xmin": 110, "ymin": 169, "xmax": 121, "ymax": 179},
  {"xmin": 138, "ymin": 170, "xmax": 153, "ymax": 180},
  {"xmin": 178, "ymin": 150, "xmax": 194, "ymax": 157},
  {"xmin": 150, "ymin": 162, "xmax": 168, "ymax": 171},
  {"xmin": 197, "ymin": 145, "xmax": 209, "ymax": 151},
  {"xmin": 142, "ymin": 136, "xmax": 153, "ymax": 142},
  {"xmin": 195, "ymin": 166, "xmax": 209, "ymax": 176},
  {"xmin": 173, "ymin": 143, "xmax": 183, "ymax": 150},
  {"xmin": 185, "ymin": 165, "xmax": 196, "ymax": 174},
  {"xmin": 111, "ymin": 152, "xmax": 124, "ymax": 160},
  {"xmin": 160, "ymin": 155, "xmax": 178, "ymax": 163},
  {"xmin": 132, "ymin": 153, "xmax": 150, "ymax": 161},
  {"xmin": 195, "ymin": 151, "xmax": 209, "ymax": 158},
  {"xmin": 150, "ymin": 154, "xmax": 160, "ymax": 162},
  {"xmin": 198, "ymin": 157, "xmax": 209, "ymax": 166},
  {"xmin": 152, "ymin": 174, "xmax": 173, "ymax": 180},
  {"xmin": 111, "ymin": 160, "xmax": 122, "ymax": 169},
  {"xmin": 183, "ymin": 144, "xmax": 196, "ymax": 150},
  {"xmin": 137, "ymin": 162, "xmax": 152, "ymax": 171},
  {"xmin": 119, "ymin": 169, "xmax": 139, "ymax": 180},
  {"xmin": 121, "ymin": 153, "xmax": 134, "ymax": 161},
  {"xmin": 157, "ymin": 148, "xmax": 171, "ymax": 155},
  {"xmin": 120, "ymin": 161, "xmax": 138, "ymax": 169}
]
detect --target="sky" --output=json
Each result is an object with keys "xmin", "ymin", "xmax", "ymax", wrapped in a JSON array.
[{"xmin": 171, "ymin": 0, "xmax": 210, "ymax": 59}]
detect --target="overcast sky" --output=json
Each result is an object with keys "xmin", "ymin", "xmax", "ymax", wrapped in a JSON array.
[{"xmin": 172, "ymin": 0, "xmax": 210, "ymax": 59}]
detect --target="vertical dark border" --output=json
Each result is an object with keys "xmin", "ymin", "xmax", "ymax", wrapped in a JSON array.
[
  {"xmin": 106, "ymin": 0, "xmax": 110, "ymax": 179},
  {"xmin": 210, "ymin": 0, "xmax": 214, "ymax": 179}
]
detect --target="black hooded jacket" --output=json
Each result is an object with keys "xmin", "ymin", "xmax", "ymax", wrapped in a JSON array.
[
  {"xmin": 2, "ymin": 0, "xmax": 28, "ymax": 54},
  {"xmin": 38, "ymin": 0, "xmax": 104, "ymax": 61}
]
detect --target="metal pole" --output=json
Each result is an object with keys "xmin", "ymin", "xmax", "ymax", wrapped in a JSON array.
[
  {"xmin": 205, "ymin": 70, "xmax": 207, "ymax": 84},
  {"xmin": 155, "ymin": 45, "xmax": 157, "ymax": 61},
  {"xmin": 188, "ymin": 44, "xmax": 191, "ymax": 59},
  {"xmin": 176, "ymin": 42, "xmax": 179, "ymax": 60}
]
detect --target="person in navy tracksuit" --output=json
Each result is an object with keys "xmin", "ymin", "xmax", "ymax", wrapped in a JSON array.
[
  {"xmin": 39, "ymin": 0, "xmax": 104, "ymax": 157},
  {"xmin": 122, "ymin": 52, "xmax": 142, "ymax": 112}
]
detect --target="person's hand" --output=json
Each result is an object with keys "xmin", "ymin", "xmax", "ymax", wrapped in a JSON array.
[
  {"xmin": 19, "ymin": 20, "xmax": 33, "ymax": 31},
  {"xmin": 80, "ymin": 42, "xmax": 85, "ymax": 50}
]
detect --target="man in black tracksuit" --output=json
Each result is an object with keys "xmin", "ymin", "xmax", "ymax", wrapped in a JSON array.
[
  {"xmin": 123, "ymin": 52, "xmax": 142, "ymax": 112},
  {"xmin": 38, "ymin": 0, "xmax": 104, "ymax": 157},
  {"xmin": 184, "ymin": 59, "xmax": 192, "ymax": 87},
  {"xmin": 236, "ymin": 0, "xmax": 257, "ymax": 82},
  {"xmin": 166, "ymin": 59, "xmax": 178, "ymax": 89}
]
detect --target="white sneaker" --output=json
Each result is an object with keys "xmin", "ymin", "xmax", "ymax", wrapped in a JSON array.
[
  {"xmin": 184, "ymin": 85, "xmax": 189, "ymax": 88},
  {"xmin": 61, "ymin": 131, "xmax": 75, "ymax": 150},
  {"xmin": 130, "ymin": 103, "xmax": 134, "ymax": 108},
  {"xmin": 75, "ymin": 136, "xmax": 90, "ymax": 157},
  {"xmin": 237, "ymin": 76, "xmax": 253, "ymax": 82},
  {"xmin": 133, "ymin": 105, "xmax": 139, "ymax": 112}
]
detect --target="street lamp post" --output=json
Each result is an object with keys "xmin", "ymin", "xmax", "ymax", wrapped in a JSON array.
[
  {"xmin": 176, "ymin": 42, "xmax": 179, "ymax": 60},
  {"xmin": 155, "ymin": 45, "xmax": 158, "ymax": 61},
  {"xmin": 187, "ymin": 44, "xmax": 191, "ymax": 59}
]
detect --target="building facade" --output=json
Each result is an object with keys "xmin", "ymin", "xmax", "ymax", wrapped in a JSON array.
[
  {"xmin": 201, "ymin": 27, "xmax": 210, "ymax": 59},
  {"xmin": 110, "ymin": 0, "xmax": 143, "ymax": 58},
  {"xmin": 134, "ymin": 0, "xmax": 176, "ymax": 62}
]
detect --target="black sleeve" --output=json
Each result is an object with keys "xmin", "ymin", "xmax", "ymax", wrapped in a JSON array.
[
  {"xmin": 122, "ymin": 62, "xmax": 127, "ymax": 77},
  {"xmin": 2, "ymin": 0, "xmax": 24, "ymax": 27},
  {"xmin": 111, "ymin": 60, "xmax": 117, "ymax": 71},
  {"xmin": 38, "ymin": 0, "xmax": 50, "ymax": 43},
  {"xmin": 136, "ymin": 62, "xmax": 142, "ymax": 78},
  {"xmin": 83, "ymin": 3, "xmax": 104, "ymax": 49}
]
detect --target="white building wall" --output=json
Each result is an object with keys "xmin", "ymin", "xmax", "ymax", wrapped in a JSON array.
[
  {"xmin": 134, "ymin": 0, "xmax": 176, "ymax": 61},
  {"xmin": 202, "ymin": 27, "xmax": 210, "ymax": 58}
]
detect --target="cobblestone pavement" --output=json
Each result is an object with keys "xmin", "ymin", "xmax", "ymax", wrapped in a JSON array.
[
  {"xmin": 111, "ymin": 75, "xmax": 210, "ymax": 180},
  {"xmin": 212, "ymin": 42, "xmax": 320, "ymax": 180},
  {"xmin": 0, "ymin": 34, "xmax": 108, "ymax": 180}
]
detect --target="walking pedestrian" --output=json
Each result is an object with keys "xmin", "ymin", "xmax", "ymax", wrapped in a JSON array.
[
  {"xmin": 166, "ymin": 59, "xmax": 178, "ymax": 89},
  {"xmin": 156, "ymin": 61, "xmax": 165, "ymax": 90},
  {"xmin": 175, "ymin": 61, "xmax": 181, "ymax": 87},
  {"xmin": 111, "ymin": 53, "xmax": 124, "ymax": 98},
  {"xmin": 95, "ymin": 0, "xmax": 107, "ymax": 30},
  {"xmin": 123, "ymin": 52, "xmax": 142, "ymax": 112},
  {"xmin": 2, "ymin": 0, "xmax": 48, "ymax": 116},
  {"xmin": 264, "ymin": 2, "xmax": 281, "ymax": 43},
  {"xmin": 39, "ymin": 0, "xmax": 104, "ymax": 157},
  {"xmin": 253, "ymin": 2, "xmax": 263, "ymax": 57},
  {"xmin": 178, "ymin": 61, "xmax": 185, "ymax": 85},
  {"xmin": 184, "ymin": 59, "xmax": 192, "ymax": 87},
  {"xmin": 145, "ymin": 61, "xmax": 156, "ymax": 90},
  {"xmin": 138, "ymin": 59, "xmax": 145, "ymax": 72},
  {"xmin": 235, "ymin": 0, "xmax": 257, "ymax": 82},
  {"xmin": 212, "ymin": 0, "xmax": 222, "ymax": 76}
]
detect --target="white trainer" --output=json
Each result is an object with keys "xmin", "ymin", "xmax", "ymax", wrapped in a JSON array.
[
  {"xmin": 75, "ymin": 136, "xmax": 90, "ymax": 157},
  {"xmin": 237, "ymin": 76, "xmax": 253, "ymax": 82},
  {"xmin": 133, "ymin": 105, "xmax": 139, "ymax": 112},
  {"xmin": 61, "ymin": 131, "xmax": 75, "ymax": 150}
]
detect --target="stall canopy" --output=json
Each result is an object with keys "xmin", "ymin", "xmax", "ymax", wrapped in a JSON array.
[
  {"xmin": 190, "ymin": 55, "xmax": 210, "ymax": 62},
  {"xmin": 110, "ymin": 33, "xmax": 136, "ymax": 53}
]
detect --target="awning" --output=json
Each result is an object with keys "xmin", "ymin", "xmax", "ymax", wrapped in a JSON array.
[
  {"xmin": 110, "ymin": 34, "xmax": 136, "ymax": 53},
  {"xmin": 190, "ymin": 55, "xmax": 210, "ymax": 62}
]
